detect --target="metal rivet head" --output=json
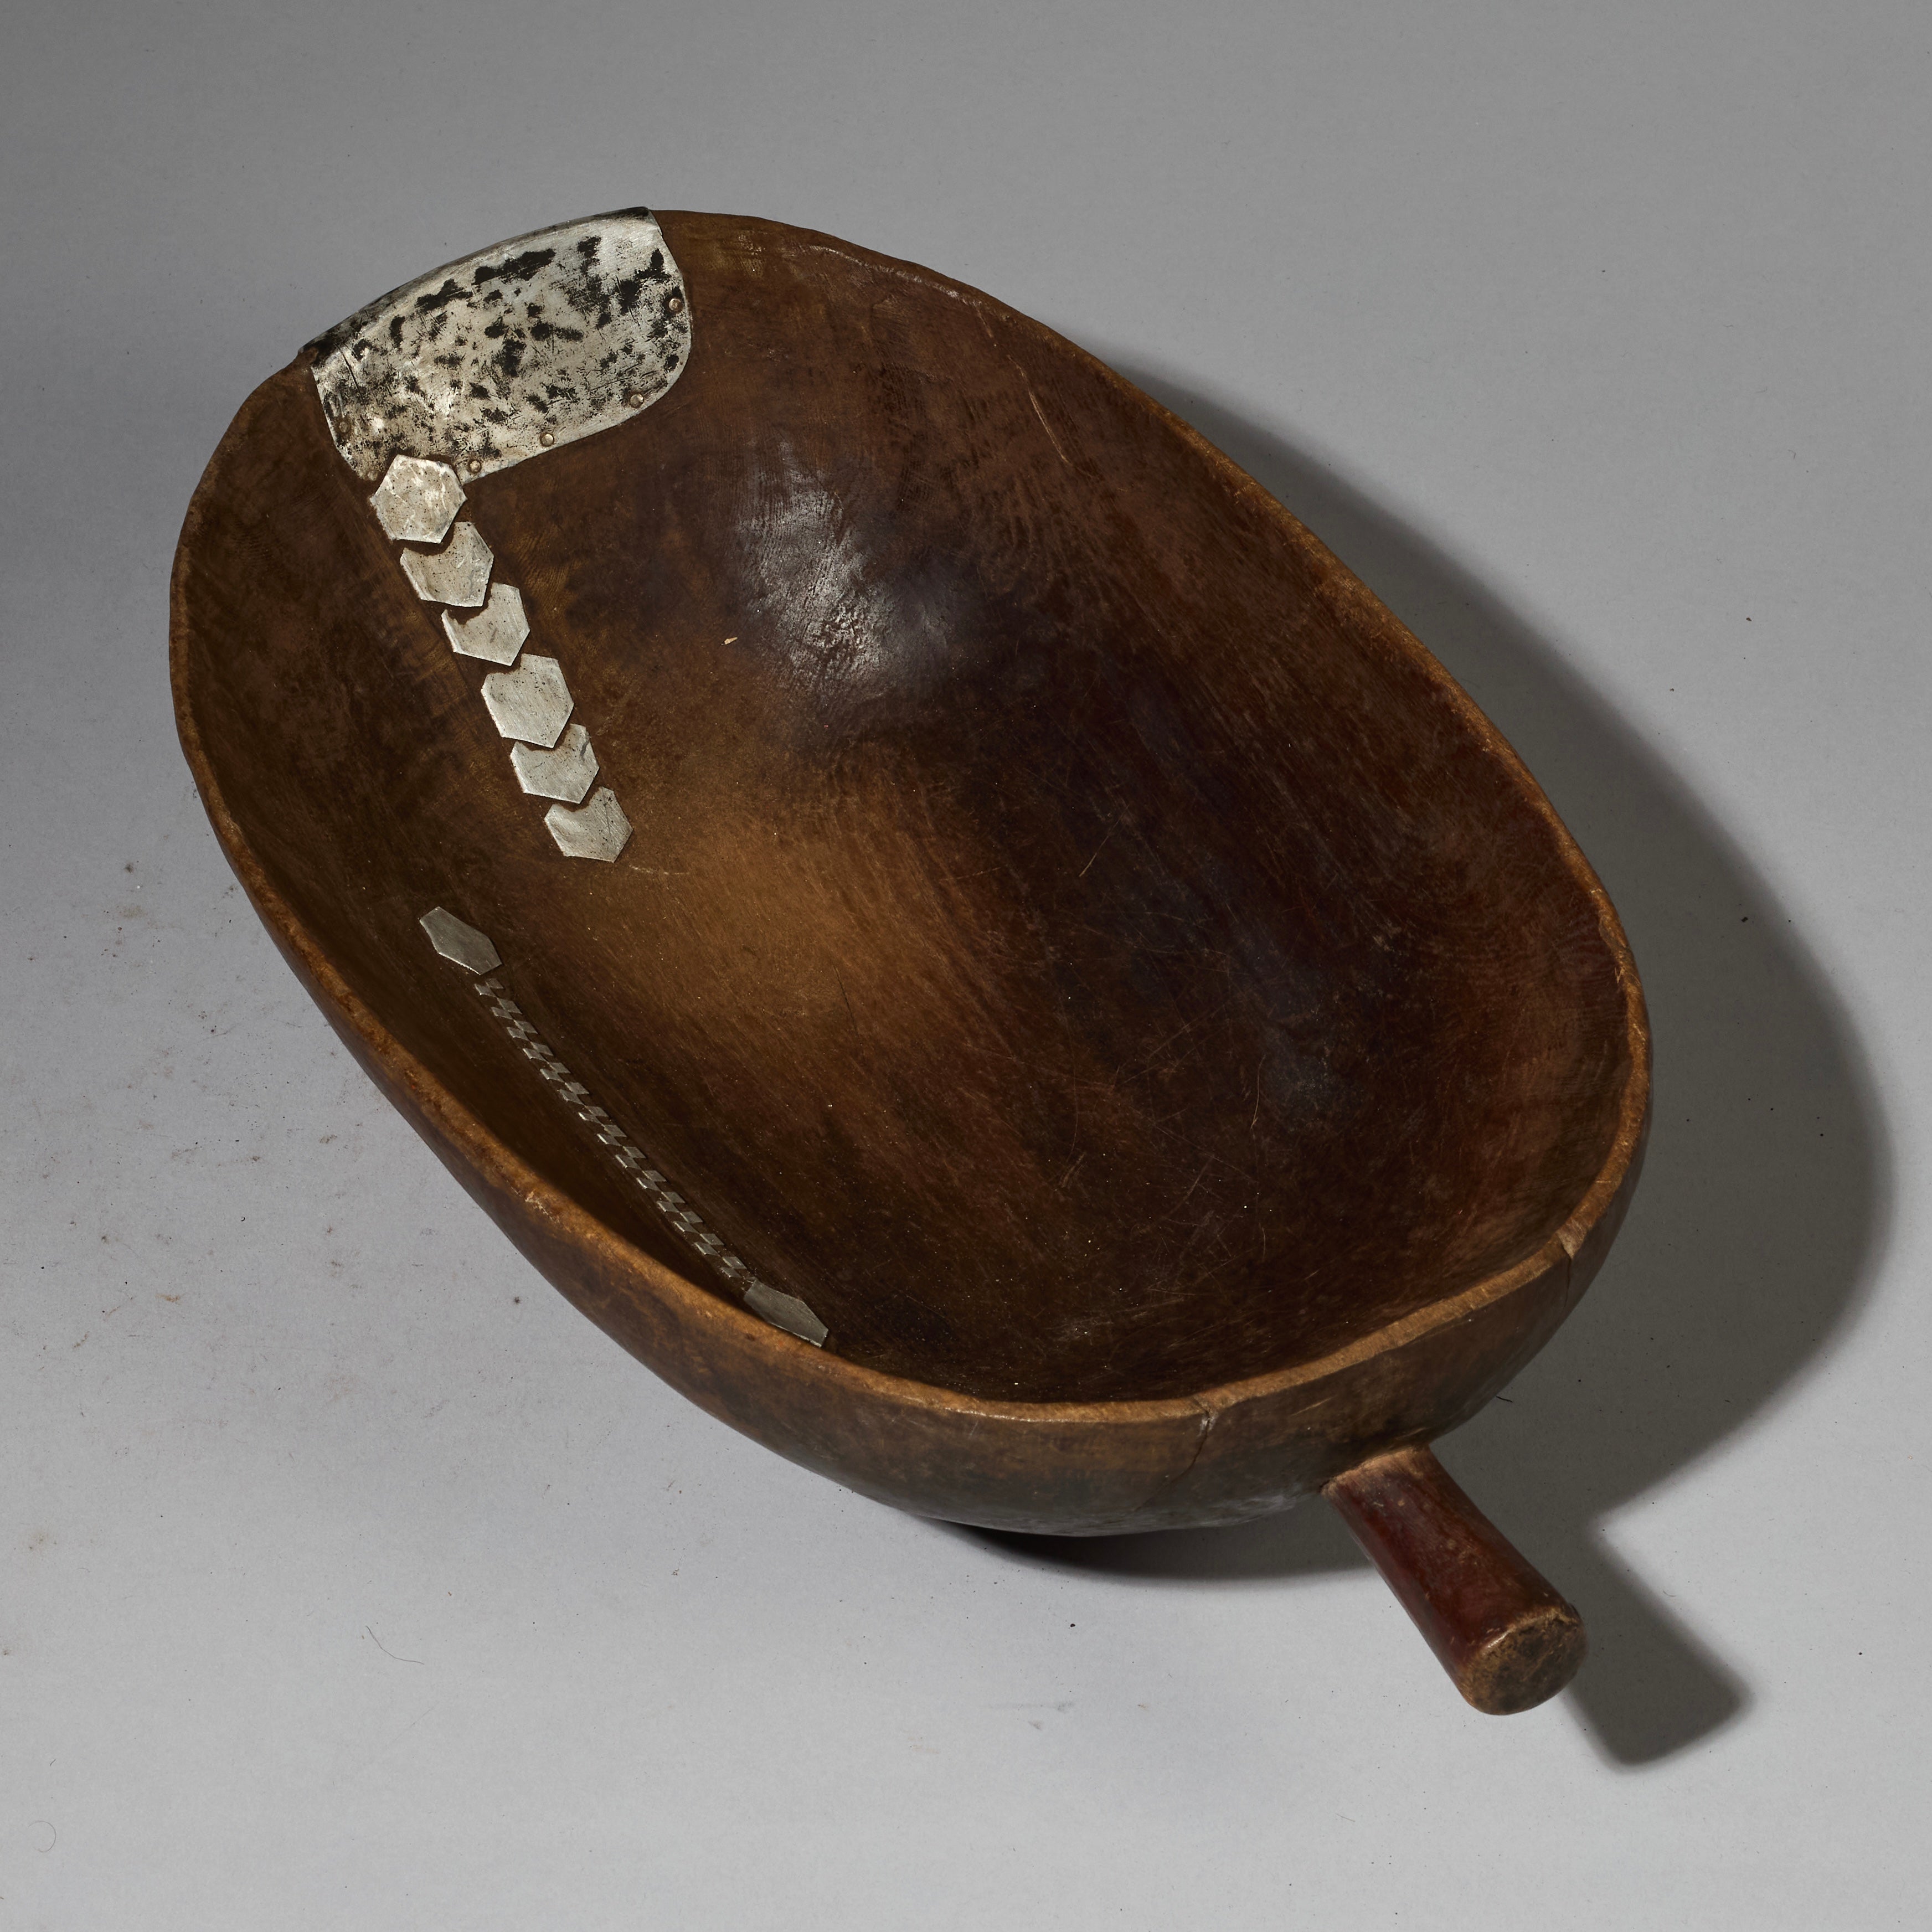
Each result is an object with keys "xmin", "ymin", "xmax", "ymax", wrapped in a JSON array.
[
  {"xmin": 539, "ymin": 429, "xmax": 555, "ymax": 447},
  {"xmin": 625, "ymin": 390, "xmax": 646, "ymax": 408},
  {"xmin": 667, "ymin": 293, "xmax": 684, "ymax": 315},
  {"xmin": 467, "ymin": 456, "xmax": 484, "ymax": 475}
]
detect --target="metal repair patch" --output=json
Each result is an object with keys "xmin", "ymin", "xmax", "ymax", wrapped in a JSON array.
[{"xmin": 307, "ymin": 209, "xmax": 690, "ymax": 482}]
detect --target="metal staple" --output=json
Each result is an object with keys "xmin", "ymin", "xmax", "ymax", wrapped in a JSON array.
[{"xmin": 471, "ymin": 976, "xmax": 822, "ymax": 1343}]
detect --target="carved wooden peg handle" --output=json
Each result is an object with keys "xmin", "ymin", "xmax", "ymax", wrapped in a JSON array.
[{"xmin": 1324, "ymin": 1444, "xmax": 1586, "ymax": 1714}]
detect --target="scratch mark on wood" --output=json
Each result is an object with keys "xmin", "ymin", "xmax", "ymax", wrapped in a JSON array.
[{"xmin": 1078, "ymin": 815, "xmax": 1121, "ymax": 878}]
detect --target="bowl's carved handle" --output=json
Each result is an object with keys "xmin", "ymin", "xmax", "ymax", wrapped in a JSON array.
[{"xmin": 1324, "ymin": 1445, "xmax": 1585, "ymax": 1714}]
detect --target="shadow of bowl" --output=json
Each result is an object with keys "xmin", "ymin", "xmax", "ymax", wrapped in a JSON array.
[{"xmin": 942, "ymin": 351, "xmax": 1892, "ymax": 1768}]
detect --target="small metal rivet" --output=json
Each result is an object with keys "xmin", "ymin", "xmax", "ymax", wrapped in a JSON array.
[
  {"xmin": 667, "ymin": 293, "xmax": 684, "ymax": 315},
  {"xmin": 539, "ymin": 429, "xmax": 555, "ymax": 447},
  {"xmin": 467, "ymin": 457, "xmax": 484, "ymax": 475},
  {"xmin": 625, "ymin": 390, "xmax": 646, "ymax": 408}
]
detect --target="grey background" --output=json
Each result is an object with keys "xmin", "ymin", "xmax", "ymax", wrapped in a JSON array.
[{"xmin": 3, "ymin": 2, "xmax": 1924, "ymax": 1924}]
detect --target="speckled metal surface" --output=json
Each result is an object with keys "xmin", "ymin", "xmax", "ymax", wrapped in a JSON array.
[{"xmin": 308, "ymin": 210, "xmax": 690, "ymax": 482}]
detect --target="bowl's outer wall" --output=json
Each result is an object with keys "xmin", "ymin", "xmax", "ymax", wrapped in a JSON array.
[{"xmin": 170, "ymin": 212, "xmax": 1650, "ymax": 1532}]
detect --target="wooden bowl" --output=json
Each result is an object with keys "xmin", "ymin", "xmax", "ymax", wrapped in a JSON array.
[{"xmin": 172, "ymin": 209, "xmax": 1649, "ymax": 1713}]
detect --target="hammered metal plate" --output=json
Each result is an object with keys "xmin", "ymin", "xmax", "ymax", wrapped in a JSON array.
[
  {"xmin": 511, "ymin": 723, "xmax": 599, "ymax": 802},
  {"xmin": 370, "ymin": 456, "xmax": 466, "ymax": 543},
  {"xmin": 400, "ymin": 522, "xmax": 493, "ymax": 606},
  {"xmin": 545, "ymin": 787, "xmax": 632, "ymax": 862},
  {"xmin": 418, "ymin": 906, "xmax": 502, "ymax": 975},
  {"xmin": 442, "ymin": 584, "xmax": 530, "ymax": 664},
  {"xmin": 481, "ymin": 655, "xmax": 573, "ymax": 746},
  {"xmin": 308, "ymin": 210, "xmax": 691, "ymax": 482}
]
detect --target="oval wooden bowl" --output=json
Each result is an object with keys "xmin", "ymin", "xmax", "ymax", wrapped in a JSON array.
[{"xmin": 172, "ymin": 209, "xmax": 1649, "ymax": 1714}]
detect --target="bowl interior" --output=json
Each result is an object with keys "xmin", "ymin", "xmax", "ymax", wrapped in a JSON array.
[{"xmin": 174, "ymin": 213, "xmax": 1638, "ymax": 1404}]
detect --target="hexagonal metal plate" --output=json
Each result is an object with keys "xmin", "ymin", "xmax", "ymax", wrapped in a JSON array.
[
  {"xmin": 400, "ymin": 522, "xmax": 493, "ymax": 606},
  {"xmin": 544, "ymin": 786, "xmax": 631, "ymax": 861},
  {"xmin": 480, "ymin": 655, "xmax": 573, "ymax": 746},
  {"xmin": 511, "ymin": 723, "xmax": 599, "ymax": 802},
  {"xmin": 370, "ymin": 456, "xmax": 465, "ymax": 543},
  {"xmin": 744, "ymin": 1282, "xmax": 830, "ymax": 1347},
  {"xmin": 418, "ymin": 906, "xmax": 501, "ymax": 975},
  {"xmin": 441, "ymin": 584, "xmax": 529, "ymax": 664}
]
